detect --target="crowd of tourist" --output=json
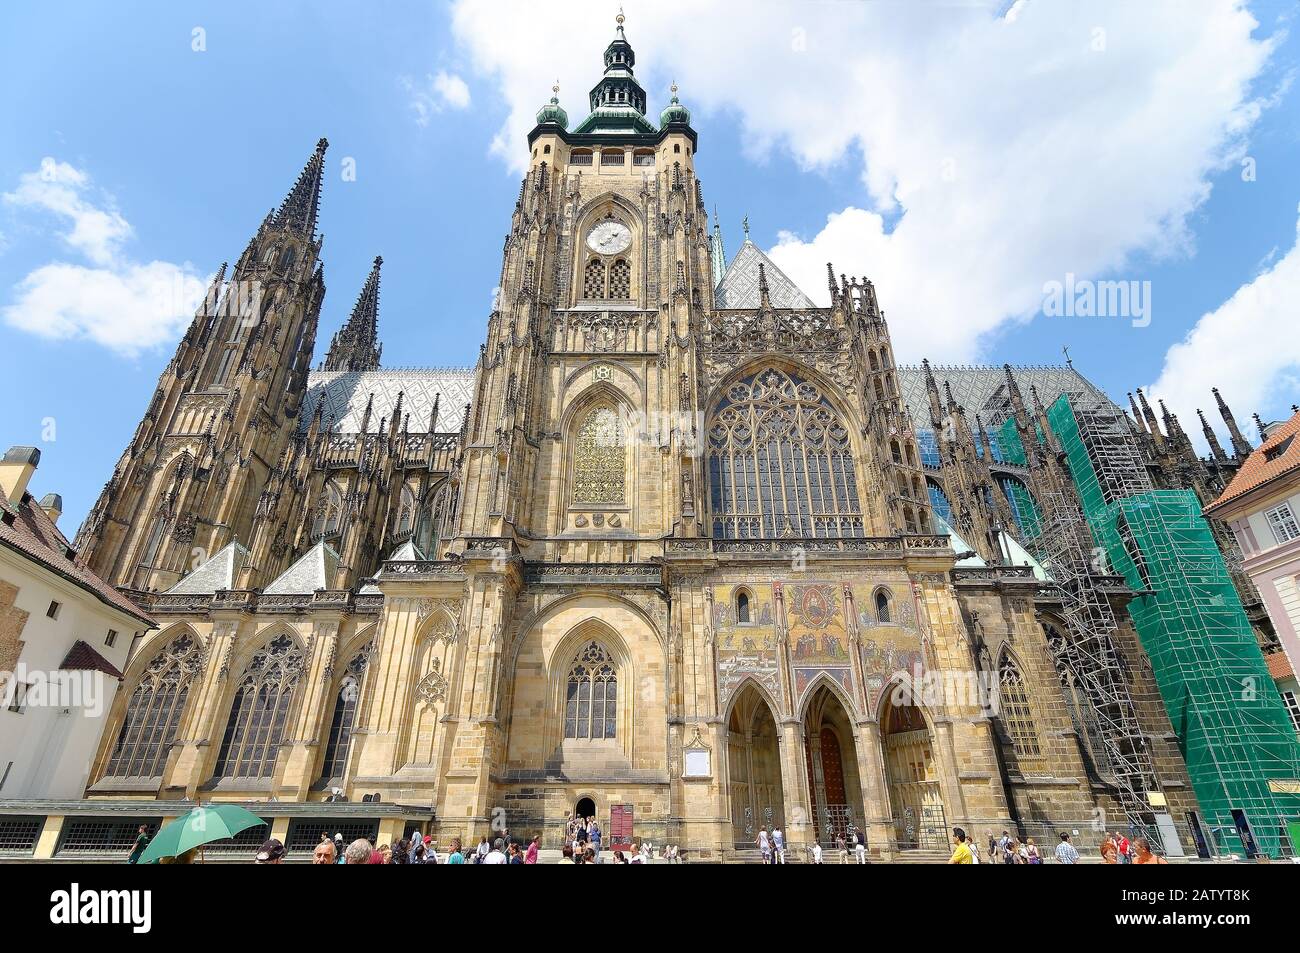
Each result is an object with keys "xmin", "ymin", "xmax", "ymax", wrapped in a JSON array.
[{"xmin": 948, "ymin": 827, "xmax": 1169, "ymax": 864}]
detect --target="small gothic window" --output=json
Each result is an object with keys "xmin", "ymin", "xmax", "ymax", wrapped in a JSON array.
[
  {"xmin": 319, "ymin": 645, "xmax": 370, "ymax": 782},
  {"xmin": 572, "ymin": 406, "xmax": 625, "ymax": 506},
  {"xmin": 103, "ymin": 633, "xmax": 202, "ymax": 778},
  {"xmin": 313, "ymin": 480, "xmax": 344, "ymax": 539},
  {"xmin": 583, "ymin": 258, "xmax": 606, "ymax": 298},
  {"xmin": 998, "ymin": 653, "xmax": 1041, "ymax": 758},
  {"xmin": 564, "ymin": 641, "xmax": 617, "ymax": 740},
  {"xmin": 608, "ymin": 259, "xmax": 631, "ymax": 299},
  {"xmin": 213, "ymin": 634, "xmax": 305, "ymax": 778},
  {"xmin": 875, "ymin": 589, "xmax": 891, "ymax": 623},
  {"xmin": 397, "ymin": 484, "xmax": 417, "ymax": 537},
  {"xmin": 736, "ymin": 591, "xmax": 751, "ymax": 624},
  {"xmin": 279, "ymin": 246, "xmax": 296, "ymax": 271}
]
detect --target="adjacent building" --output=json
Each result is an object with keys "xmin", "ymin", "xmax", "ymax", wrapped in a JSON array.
[{"xmin": 0, "ymin": 446, "xmax": 153, "ymax": 805}]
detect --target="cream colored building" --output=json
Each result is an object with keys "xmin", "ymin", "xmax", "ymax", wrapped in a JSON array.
[
  {"xmin": 0, "ymin": 18, "xmax": 1208, "ymax": 861},
  {"xmin": 0, "ymin": 446, "xmax": 153, "ymax": 803}
]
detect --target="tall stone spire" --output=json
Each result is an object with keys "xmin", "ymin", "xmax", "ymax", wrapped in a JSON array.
[
  {"xmin": 323, "ymin": 256, "xmax": 384, "ymax": 372},
  {"xmin": 1198, "ymin": 408, "xmax": 1228, "ymax": 464},
  {"xmin": 1213, "ymin": 387, "xmax": 1252, "ymax": 457},
  {"xmin": 272, "ymin": 137, "xmax": 328, "ymax": 237}
]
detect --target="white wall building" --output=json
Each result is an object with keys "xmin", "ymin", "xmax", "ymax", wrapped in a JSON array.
[{"xmin": 0, "ymin": 446, "xmax": 154, "ymax": 798}]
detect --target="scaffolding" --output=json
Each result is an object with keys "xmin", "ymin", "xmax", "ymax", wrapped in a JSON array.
[
  {"xmin": 1044, "ymin": 394, "xmax": 1300, "ymax": 857},
  {"xmin": 997, "ymin": 404, "xmax": 1161, "ymax": 830}
]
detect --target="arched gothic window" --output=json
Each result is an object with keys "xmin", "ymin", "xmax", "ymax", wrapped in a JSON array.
[
  {"xmin": 997, "ymin": 653, "xmax": 1041, "ymax": 757},
  {"xmin": 104, "ymin": 633, "xmax": 203, "ymax": 778},
  {"xmin": 875, "ymin": 589, "xmax": 892, "ymax": 623},
  {"xmin": 571, "ymin": 406, "xmax": 625, "ymax": 505},
  {"xmin": 736, "ymin": 590, "xmax": 751, "ymax": 624},
  {"xmin": 1059, "ymin": 665, "xmax": 1114, "ymax": 781},
  {"xmin": 213, "ymin": 634, "xmax": 305, "ymax": 778},
  {"xmin": 396, "ymin": 484, "xmax": 417, "ymax": 537},
  {"xmin": 608, "ymin": 259, "xmax": 631, "ymax": 298},
  {"xmin": 313, "ymin": 480, "xmax": 344, "ymax": 540},
  {"xmin": 583, "ymin": 258, "xmax": 606, "ymax": 298},
  {"xmin": 319, "ymin": 644, "xmax": 371, "ymax": 782},
  {"xmin": 564, "ymin": 641, "xmax": 618, "ymax": 740},
  {"xmin": 707, "ymin": 368, "xmax": 863, "ymax": 538}
]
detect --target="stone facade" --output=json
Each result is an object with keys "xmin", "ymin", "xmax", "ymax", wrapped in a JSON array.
[{"xmin": 66, "ymin": 19, "xmax": 1212, "ymax": 860}]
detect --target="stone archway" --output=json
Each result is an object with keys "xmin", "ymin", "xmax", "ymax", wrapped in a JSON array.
[
  {"xmin": 726, "ymin": 683, "xmax": 785, "ymax": 848},
  {"xmin": 880, "ymin": 691, "xmax": 947, "ymax": 851},
  {"xmin": 802, "ymin": 683, "xmax": 865, "ymax": 846}
]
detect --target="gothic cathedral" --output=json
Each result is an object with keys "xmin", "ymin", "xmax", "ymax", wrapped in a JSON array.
[{"xmin": 75, "ymin": 19, "xmax": 1206, "ymax": 859}]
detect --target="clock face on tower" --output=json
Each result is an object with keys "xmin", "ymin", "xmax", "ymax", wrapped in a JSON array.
[{"xmin": 586, "ymin": 220, "xmax": 632, "ymax": 255}]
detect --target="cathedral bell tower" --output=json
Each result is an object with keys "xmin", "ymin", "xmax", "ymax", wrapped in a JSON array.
[
  {"xmin": 454, "ymin": 11, "xmax": 709, "ymax": 552},
  {"xmin": 74, "ymin": 140, "xmax": 329, "ymax": 592}
]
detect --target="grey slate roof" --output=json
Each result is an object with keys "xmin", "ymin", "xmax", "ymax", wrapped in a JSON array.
[
  {"xmin": 300, "ymin": 369, "xmax": 477, "ymax": 436},
  {"xmin": 263, "ymin": 541, "xmax": 341, "ymax": 595},
  {"xmin": 166, "ymin": 541, "xmax": 250, "ymax": 594},
  {"xmin": 714, "ymin": 240, "xmax": 816, "ymax": 310},
  {"xmin": 896, "ymin": 364, "xmax": 1116, "ymax": 427}
]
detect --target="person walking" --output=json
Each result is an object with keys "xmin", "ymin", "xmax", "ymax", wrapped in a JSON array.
[
  {"xmin": 949, "ymin": 827, "xmax": 973, "ymax": 864},
  {"xmin": 811, "ymin": 841, "xmax": 823, "ymax": 864},
  {"xmin": 526, "ymin": 834, "xmax": 540, "ymax": 864},
  {"xmin": 1025, "ymin": 838, "xmax": 1041, "ymax": 865},
  {"xmin": 127, "ymin": 824, "xmax": 150, "ymax": 864},
  {"xmin": 1055, "ymin": 832, "xmax": 1080, "ymax": 864},
  {"xmin": 484, "ymin": 838, "xmax": 508, "ymax": 864},
  {"xmin": 756, "ymin": 826, "xmax": 772, "ymax": 864},
  {"xmin": 446, "ymin": 838, "xmax": 465, "ymax": 864},
  {"xmin": 313, "ymin": 840, "xmax": 336, "ymax": 864},
  {"xmin": 1116, "ymin": 832, "xmax": 1131, "ymax": 864},
  {"xmin": 771, "ymin": 825, "xmax": 786, "ymax": 864},
  {"xmin": 852, "ymin": 827, "xmax": 867, "ymax": 864}
]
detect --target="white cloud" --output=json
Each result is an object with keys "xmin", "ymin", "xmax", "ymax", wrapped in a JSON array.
[
  {"xmin": 404, "ymin": 70, "xmax": 472, "ymax": 125},
  {"xmin": 1147, "ymin": 203, "xmax": 1300, "ymax": 443},
  {"xmin": 449, "ymin": 0, "xmax": 1280, "ymax": 362},
  {"xmin": 1, "ymin": 159, "xmax": 205, "ymax": 357},
  {"xmin": 4, "ymin": 158, "xmax": 132, "ymax": 266}
]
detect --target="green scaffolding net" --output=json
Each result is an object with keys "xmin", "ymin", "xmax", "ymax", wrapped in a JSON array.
[{"xmin": 1000, "ymin": 398, "xmax": 1300, "ymax": 856}]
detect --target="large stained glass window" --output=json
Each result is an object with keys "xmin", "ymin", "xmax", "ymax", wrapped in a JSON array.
[
  {"xmin": 997, "ymin": 653, "xmax": 1041, "ymax": 758},
  {"xmin": 104, "ymin": 633, "xmax": 203, "ymax": 778},
  {"xmin": 572, "ymin": 406, "xmax": 625, "ymax": 505},
  {"xmin": 213, "ymin": 634, "xmax": 305, "ymax": 779},
  {"xmin": 564, "ymin": 641, "xmax": 617, "ymax": 740},
  {"xmin": 707, "ymin": 368, "xmax": 863, "ymax": 538},
  {"xmin": 319, "ymin": 644, "xmax": 371, "ymax": 783}
]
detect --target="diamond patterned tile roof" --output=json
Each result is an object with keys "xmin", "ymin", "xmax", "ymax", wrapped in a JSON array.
[
  {"xmin": 166, "ymin": 540, "xmax": 250, "ymax": 594},
  {"xmin": 300, "ymin": 369, "xmax": 477, "ymax": 435},
  {"xmin": 896, "ymin": 364, "xmax": 1115, "ymax": 427},
  {"xmin": 714, "ymin": 240, "xmax": 816, "ymax": 310},
  {"xmin": 263, "ymin": 541, "xmax": 340, "ymax": 595}
]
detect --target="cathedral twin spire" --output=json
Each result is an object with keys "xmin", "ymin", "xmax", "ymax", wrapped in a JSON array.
[{"xmin": 323, "ymin": 255, "xmax": 384, "ymax": 372}]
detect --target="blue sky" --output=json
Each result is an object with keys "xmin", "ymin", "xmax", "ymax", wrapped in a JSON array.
[{"xmin": 2, "ymin": 0, "xmax": 1299, "ymax": 529}]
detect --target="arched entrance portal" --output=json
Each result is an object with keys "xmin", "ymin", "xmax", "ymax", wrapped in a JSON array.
[
  {"xmin": 726, "ymin": 684, "xmax": 785, "ymax": 848},
  {"xmin": 803, "ymin": 684, "xmax": 866, "ymax": 846},
  {"xmin": 880, "ymin": 692, "xmax": 947, "ymax": 850},
  {"xmin": 574, "ymin": 796, "xmax": 595, "ymax": 822}
]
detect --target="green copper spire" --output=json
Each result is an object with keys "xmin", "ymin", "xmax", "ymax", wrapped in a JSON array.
[{"xmin": 535, "ymin": 79, "xmax": 569, "ymax": 129}]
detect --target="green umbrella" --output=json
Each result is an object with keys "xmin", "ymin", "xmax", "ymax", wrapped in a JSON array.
[{"xmin": 137, "ymin": 804, "xmax": 267, "ymax": 864}]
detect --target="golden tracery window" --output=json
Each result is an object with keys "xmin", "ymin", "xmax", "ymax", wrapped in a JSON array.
[
  {"xmin": 572, "ymin": 406, "xmax": 625, "ymax": 506},
  {"xmin": 707, "ymin": 368, "xmax": 864, "ymax": 538},
  {"xmin": 564, "ymin": 641, "xmax": 617, "ymax": 740}
]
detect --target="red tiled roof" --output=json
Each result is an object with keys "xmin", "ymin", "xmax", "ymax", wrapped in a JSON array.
[
  {"xmin": 1265, "ymin": 650, "xmax": 1295, "ymax": 682},
  {"xmin": 59, "ymin": 639, "xmax": 123, "ymax": 679},
  {"xmin": 1206, "ymin": 410, "xmax": 1300, "ymax": 514},
  {"xmin": 0, "ymin": 491, "xmax": 153, "ymax": 627}
]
